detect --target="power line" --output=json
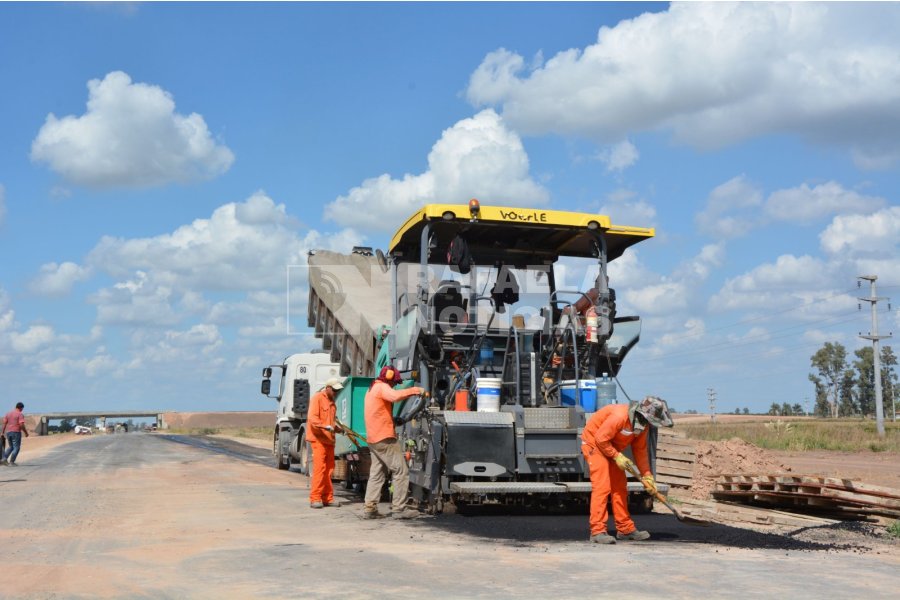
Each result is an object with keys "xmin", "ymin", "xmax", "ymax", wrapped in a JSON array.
[{"xmin": 628, "ymin": 312, "xmax": 863, "ymax": 366}]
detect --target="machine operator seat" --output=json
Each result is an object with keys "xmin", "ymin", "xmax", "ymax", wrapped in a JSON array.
[{"xmin": 432, "ymin": 280, "xmax": 468, "ymax": 331}]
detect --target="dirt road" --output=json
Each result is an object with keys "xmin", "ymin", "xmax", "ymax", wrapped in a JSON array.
[{"xmin": 0, "ymin": 434, "xmax": 897, "ymax": 599}]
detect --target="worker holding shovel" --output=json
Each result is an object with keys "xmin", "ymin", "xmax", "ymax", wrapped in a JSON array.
[
  {"xmin": 307, "ymin": 377, "xmax": 345, "ymax": 509},
  {"xmin": 581, "ymin": 395, "xmax": 673, "ymax": 544}
]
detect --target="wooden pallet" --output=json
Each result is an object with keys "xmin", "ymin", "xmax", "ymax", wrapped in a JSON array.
[
  {"xmin": 679, "ymin": 498, "xmax": 841, "ymax": 527},
  {"xmin": 712, "ymin": 474, "xmax": 900, "ymax": 519},
  {"xmin": 655, "ymin": 430, "xmax": 696, "ymax": 488}
]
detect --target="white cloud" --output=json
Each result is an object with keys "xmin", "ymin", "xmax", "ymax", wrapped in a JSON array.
[
  {"xmin": 41, "ymin": 353, "xmax": 119, "ymax": 379},
  {"xmin": 627, "ymin": 281, "xmax": 690, "ymax": 316},
  {"xmin": 819, "ymin": 206, "xmax": 900, "ymax": 256},
  {"xmin": 0, "ymin": 289, "xmax": 15, "ymax": 333},
  {"xmin": 31, "ymin": 71, "xmax": 234, "ymax": 188},
  {"xmin": 674, "ymin": 243, "xmax": 725, "ymax": 282},
  {"xmin": 324, "ymin": 109, "xmax": 549, "ymax": 231},
  {"xmin": 654, "ymin": 317, "xmax": 706, "ymax": 355},
  {"xmin": 89, "ymin": 271, "xmax": 180, "ymax": 327},
  {"xmin": 598, "ymin": 189, "xmax": 656, "ymax": 226},
  {"xmin": 597, "ymin": 140, "xmax": 639, "ymax": 172},
  {"xmin": 709, "ymin": 254, "xmax": 842, "ymax": 312},
  {"xmin": 10, "ymin": 325, "xmax": 55, "ymax": 354},
  {"xmin": 208, "ymin": 290, "xmax": 287, "ymax": 328},
  {"xmin": 135, "ymin": 324, "xmax": 224, "ymax": 366},
  {"xmin": 238, "ymin": 316, "xmax": 289, "ymax": 338},
  {"xmin": 466, "ymin": 3, "xmax": 900, "ymax": 167},
  {"xmin": 765, "ymin": 182, "xmax": 885, "ymax": 224},
  {"xmin": 696, "ymin": 175, "xmax": 763, "ymax": 239},
  {"xmin": 28, "ymin": 262, "xmax": 92, "ymax": 296},
  {"xmin": 88, "ymin": 192, "xmax": 362, "ymax": 292}
]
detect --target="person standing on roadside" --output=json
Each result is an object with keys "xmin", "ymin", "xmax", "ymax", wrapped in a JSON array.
[
  {"xmin": 1, "ymin": 402, "xmax": 30, "ymax": 466},
  {"xmin": 307, "ymin": 377, "xmax": 344, "ymax": 509},
  {"xmin": 362, "ymin": 365, "xmax": 424, "ymax": 520}
]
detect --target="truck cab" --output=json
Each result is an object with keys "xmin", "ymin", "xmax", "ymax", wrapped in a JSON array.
[{"xmin": 261, "ymin": 353, "xmax": 341, "ymax": 471}]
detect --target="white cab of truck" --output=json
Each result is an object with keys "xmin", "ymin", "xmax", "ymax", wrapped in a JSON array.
[{"xmin": 261, "ymin": 352, "xmax": 340, "ymax": 472}]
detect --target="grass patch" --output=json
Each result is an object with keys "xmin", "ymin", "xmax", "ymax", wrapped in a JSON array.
[
  {"xmin": 888, "ymin": 521, "xmax": 900, "ymax": 539},
  {"xmin": 679, "ymin": 419, "xmax": 900, "ymax": 452}
]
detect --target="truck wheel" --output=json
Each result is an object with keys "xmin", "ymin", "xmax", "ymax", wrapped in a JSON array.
[
  {"xmin": 276, "ymin": 429, "xmax": 291, "ymax": 471},
  {"xmin": 297, "ymin": 430, "xmax": 312, "ymax": 475}
]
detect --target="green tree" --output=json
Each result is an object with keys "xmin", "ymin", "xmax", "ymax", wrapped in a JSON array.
[
  {"xmin": 733, "ymin": 408, "xmax": 740, "ymax": 415},
  {"xmin": 853, "ymin": 347, "xmax": 875, "ymax": 416},
  {"xmin": 58, "ymin": 419, "xmax": 74, "ymax": 433},
  {"xmin": 781, "ymin": 402, "xmax": 793, "ymax": 416},
  {"xmin": 810, "ymin": 342, "xmax": 847, "ymax": 418},
  {"xmin": 791, "ymin": 403, "xmax": 804, "ymax": 416},
  {"xmin": 768, "ymin": 402, "xmax": 780, "ymax": 416},
  {"xmin": 742, "ymin": 407, "xmax": 750, "ymax": 415},
  {"xmin": 839, "ymin": 369, "xmax": 859, "ymax": 417},
  {"xmin": 809, "ymin": 377, "xmax": 830, "ymax": 417},
  {"xmin": 880, "ymin": 346, "xmax": 898, "ymax": 419}
]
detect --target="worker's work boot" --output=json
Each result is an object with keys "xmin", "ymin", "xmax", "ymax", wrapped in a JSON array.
[
  {"xmin": 324, "ymin": 500, "xmax": 343, "ymax": 507},
  {"xmin": 590, "ymin": 533, "xmax": 616, "ymax": 545},
  {"xmin": 617, "ymin": 529, "xmax": 650, "ymax": 541},
  {"xmin": 362, "ymin": 508, "xmax": 380, "ymax": 519},
  {"xmin": 391, "ymin": 507, "xmax": 420, "ymax": 520},
  {"xmin": 310, "ymin": 501, "xmax": 324, "ymax": 509}
]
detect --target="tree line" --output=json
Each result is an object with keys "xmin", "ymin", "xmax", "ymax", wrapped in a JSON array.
[{"xmin": 809, "ymin": 342, "xmax": 898, "ymax": 418}]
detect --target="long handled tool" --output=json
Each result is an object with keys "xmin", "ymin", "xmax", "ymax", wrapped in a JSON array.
[
  {"xmin": 335, "ymin": 418, "xmax": 366, "ymax": 448},
  {"xmin": 624, "ymin": 461, "xmax": 710, "ymax": 526}
]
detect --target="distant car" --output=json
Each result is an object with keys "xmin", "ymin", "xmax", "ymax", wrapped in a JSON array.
[{"xmin": 74, "ymin": 425, "xmax": 93, "ymax": 435}]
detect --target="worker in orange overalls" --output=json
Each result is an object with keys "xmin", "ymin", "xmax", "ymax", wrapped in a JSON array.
[
  {"xmin": 362, "ymin": 365, "xmax": 424, "ymax": 520},
  {"xmin": 307, "ymin": 377, "xmax": 345, "ymax": 509},
  {"xmin": 581, "ymin": 395, "xmax": 673, "ymax": 544}
]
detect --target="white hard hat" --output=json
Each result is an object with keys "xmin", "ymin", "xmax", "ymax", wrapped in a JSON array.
[{"xmin": 324, "ymin": 377, "xmax": 344, "ymax": 390}]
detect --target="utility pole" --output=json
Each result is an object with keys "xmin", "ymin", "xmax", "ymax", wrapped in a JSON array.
[
  {"xmin": 707, "ymin": 387, "xmax": 717, "ymax": 424},
  {"xmin": 858, "ymin": 275, "xmax": 891, "ymax": 437}
]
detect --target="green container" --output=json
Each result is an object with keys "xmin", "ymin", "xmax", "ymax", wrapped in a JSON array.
[
  {"xmin": 334, "ymin": 376, "xmax": 373, "ymax": 455},
  {"xmin": 333, "ymin": 374, "xmax": 416, "ymax": 456}
]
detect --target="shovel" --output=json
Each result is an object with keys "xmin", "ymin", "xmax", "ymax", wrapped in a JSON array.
[{"xmin": 624, "ymin": 462, "xmax": 710, "ymax": 526}]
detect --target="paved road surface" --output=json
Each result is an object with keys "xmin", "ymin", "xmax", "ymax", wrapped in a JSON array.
[{"xmin": 0, "ymin": 433, "xmax": 896, "ymax": 599}]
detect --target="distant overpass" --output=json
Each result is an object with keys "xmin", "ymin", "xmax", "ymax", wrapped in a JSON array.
[{"xmin": 33, "ymin": 411, "xmax": 164, "ymax": 435}]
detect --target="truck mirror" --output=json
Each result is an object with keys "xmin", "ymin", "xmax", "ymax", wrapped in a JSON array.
[
  {"xmin": 261, "ymin": 379, "xmax": 271, "ymax": 396},
  {"xmin": 262, "ymin": 367, "xmax": 272, "ymax": 378}
]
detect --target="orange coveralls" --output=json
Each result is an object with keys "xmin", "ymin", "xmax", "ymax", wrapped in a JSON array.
[
  {"xmin": 581, "ymin": 403, "xmax": 651, "ymax": 536},
  {"xmin": 307, "ymin": 389, "xmax": 337, "ymax": 505}
]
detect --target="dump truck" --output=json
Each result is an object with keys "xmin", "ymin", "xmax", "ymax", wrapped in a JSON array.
[{"xmin": 281, "ymin": 201, "xmax": 666, "ymax": 512}]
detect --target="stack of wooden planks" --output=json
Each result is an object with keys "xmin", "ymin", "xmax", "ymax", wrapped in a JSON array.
[
  {"xmin": 677, "ymin": 497, "xmax": 840, "ymax": 528},
  {"xmin": 712, "ymin": 474, "xmax": 900, "ymax": 519},
  {"xmin": 655, "ymin": 429, "xmax": 696, "ymax": 489}
]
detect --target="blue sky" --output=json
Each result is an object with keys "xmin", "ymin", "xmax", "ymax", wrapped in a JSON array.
[{"xmin": 1, "ymin": 2, "xmax": 898, "ymax": 414}]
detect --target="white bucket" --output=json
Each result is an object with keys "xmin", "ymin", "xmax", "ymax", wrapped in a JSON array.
[{"xmin": 476, "ymin": 377, "xmax": 502, "ymax": 412}]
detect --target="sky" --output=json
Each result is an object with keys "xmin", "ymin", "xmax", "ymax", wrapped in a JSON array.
[{"xmin": 1, "ymin": 2, "xmax": 898, "ymax": 415}]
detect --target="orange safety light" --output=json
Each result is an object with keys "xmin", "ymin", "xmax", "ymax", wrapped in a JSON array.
[{"xmin": 468, "ymin": 198, "xmax": 480, "ymax": 218}]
